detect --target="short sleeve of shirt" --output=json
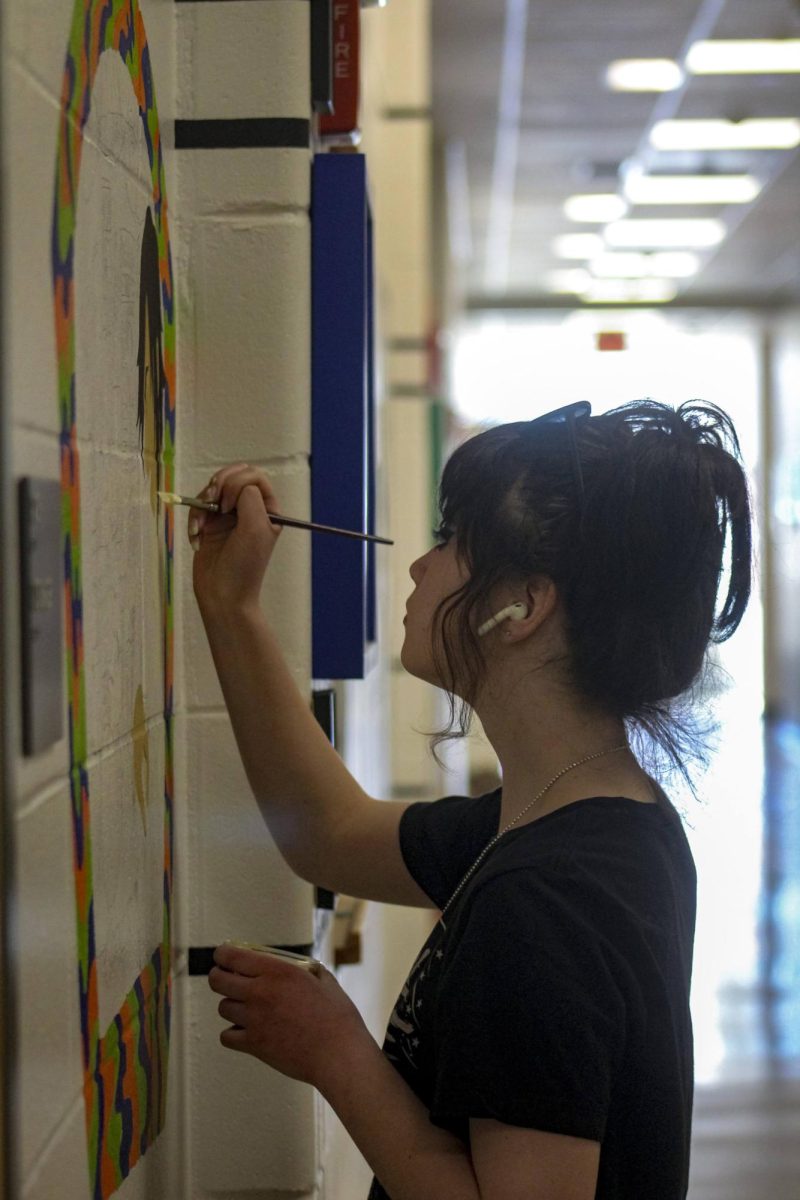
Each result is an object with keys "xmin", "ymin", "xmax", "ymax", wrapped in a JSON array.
[
  {"xmin": 430, "ymin": 869, "xmax": 627, "ymax": 1142},
  {"xmin": 398, "ymin": 792, "xmax": 501, "ymax": 911}
]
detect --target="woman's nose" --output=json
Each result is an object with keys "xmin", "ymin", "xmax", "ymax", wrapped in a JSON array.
[{"xmin": 409, "ymin": 555, "xmax": 425, "ymax": 585}]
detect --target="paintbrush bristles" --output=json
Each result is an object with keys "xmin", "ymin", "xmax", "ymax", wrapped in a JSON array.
[{"xmin": 157, "ymin": 491, "xmax": 220, "ymax": 512}]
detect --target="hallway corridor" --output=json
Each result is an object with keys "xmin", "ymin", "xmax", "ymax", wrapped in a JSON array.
[{"xmin": 684, "ymin": 711, "xmax": 800, "ymax": 1199}]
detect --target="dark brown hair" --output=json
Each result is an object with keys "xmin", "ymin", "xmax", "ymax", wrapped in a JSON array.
[{"xmin": 425, "ymin": 400, "xmax": 754, "ymax": 797}]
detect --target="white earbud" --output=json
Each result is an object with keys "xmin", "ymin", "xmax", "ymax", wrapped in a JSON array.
[{"xmin": 477, "ymin": 602, "xmax": 529, "ymax": 638}]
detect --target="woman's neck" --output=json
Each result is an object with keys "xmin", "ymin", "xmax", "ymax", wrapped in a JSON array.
[{"xmin": 474, "ymin": 692, "xmax": 648, "ymax": 829}]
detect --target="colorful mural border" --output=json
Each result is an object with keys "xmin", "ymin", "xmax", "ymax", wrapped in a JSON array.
[{"xmin": 50, "ymin": 1, "xmax": 176, "ymax": 1195}]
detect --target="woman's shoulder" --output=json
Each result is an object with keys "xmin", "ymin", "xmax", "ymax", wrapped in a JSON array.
[{"xmin": 484, "ymin": 791, "xmax": 696, "ymax": 892}]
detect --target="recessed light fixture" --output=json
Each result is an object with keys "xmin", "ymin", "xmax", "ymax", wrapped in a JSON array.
[
  {"xmin": 545, "ymin": 268, "xmax": 593, "ymax": 293},
  {"xmin": 581, "ymin": 279, "xmax": 678, "ymax": 304},
  {"xmin": 686, "ymin": 39, "xmax": 800, "ymax": 74},
  {"xmin": 606, "ymin": 59, "xmax": 684, "ymax": 91},
  {"xmin": 651, "ymin": 119, "xmax": 800, "ymax": 150},
  {"xmin": 564, "ymin": 194, "xmax": 628, "ymax": 223},
  {"xmin": 590, "ymin": 251, "xmax": 701, "ymax": 279},
  {"xmin": 553, "ymin": 233, "xmax": 605, "ymax": 259},
  {"xmin": 624, "ymin": 174, "xmax": 761, "ymax": 205},
  {"xmin": 647, "ymin": 252, "xmax": 701, "ymax": 278},
  {"xmin": 590, "ymin": 253, "xmax": 648, "ymax": 278},
  {"xmin": 604, "ymin": 219, "xmax": 726, "ymax": 248}
]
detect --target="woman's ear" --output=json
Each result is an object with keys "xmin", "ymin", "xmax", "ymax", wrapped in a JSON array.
[
  {"xmin": 525, "ymin": 576, "xmax": 556, "ymax": 624},
  {"xmin": 515, "ymin": 576, "xmax": 560, "ymax": 634}
]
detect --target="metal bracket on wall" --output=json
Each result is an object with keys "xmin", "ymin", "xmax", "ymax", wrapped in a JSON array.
[
  {"xmin": 312, "ymin": 688, "xmax": 337, "ymax": 910},
  {"xmin": 311, "ymin": 0, "xmax": 334, "ymax": 114},
  {"xmin": 18, "ymin": 478, "xmax": 63, "ymax": 756}
]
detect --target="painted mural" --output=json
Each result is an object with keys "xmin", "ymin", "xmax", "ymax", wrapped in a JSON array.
[{"xmin": 50, "ymin": 1, "xmax": 176, "ymax": 1195}]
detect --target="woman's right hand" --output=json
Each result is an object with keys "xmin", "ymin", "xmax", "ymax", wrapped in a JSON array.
[{"xmin": 189, "ymin": 463, "xmax": 284, "ymax": 615}]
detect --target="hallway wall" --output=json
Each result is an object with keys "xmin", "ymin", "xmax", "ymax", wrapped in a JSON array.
[
  {"xmin": 2, "ymin": 2, "xmax": 448, "ymax": 1198},
  {"xmin": 764, "ymin": 309, "xmax": 800, "ymax": 723},
  {"xmin": 4, "ymin": 2, "xmax": 186, "ymax": 1196}
]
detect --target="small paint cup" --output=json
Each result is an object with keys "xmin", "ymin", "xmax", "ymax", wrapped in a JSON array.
[{"xmin": 226, "ymin": 940, "xmax": 323, "ymax": 975}]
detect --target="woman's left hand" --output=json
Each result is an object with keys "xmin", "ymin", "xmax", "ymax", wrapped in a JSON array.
[{"xmin": 208, "ymin": 943, "xmax": 371, "ymax": 1089}]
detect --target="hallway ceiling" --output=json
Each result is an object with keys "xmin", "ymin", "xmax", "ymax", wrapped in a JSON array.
[{"xmin": 432, "ymin": 0, "xmax": 800, "ymax": 308}]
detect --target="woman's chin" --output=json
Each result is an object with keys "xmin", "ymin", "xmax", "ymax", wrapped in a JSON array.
[{"xmin": 400, "ymin": 641, "xmax": 433, "ymax": 685}]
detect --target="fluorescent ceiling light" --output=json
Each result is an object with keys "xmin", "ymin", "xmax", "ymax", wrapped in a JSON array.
[
  {"xmin": 590, "ymin": 251, "xmax": 701, "ymax": 279},
  {"xmin": 624, "ymin": 174, "xmax": 761, "ymax": 204},
  {"xmin": 651, "ymin": 119, "xmax": 800, "ymax": 150},
  {"xmin": 648, "ymin": 251, "xmax": 701, "ymax": 278},
  {"xmin": 606, "ymin": 59, "xmax": 684, "ymax": 91},
  {"xmin": 581, "ymin": 279, "xmax": 678, "ymax": 304},
  {"xmin": 604, "ymin": 219, "xmax": 726, "ymax": 248},
  {"xmin": 686, "ymin": 39, "xmax": 800, "ymax": 74},
  {"xmin": 564, "ymin": 194, "xmax": 628, "ymax": 222},
  {"xmin": 553, "ymin": 233, "xmax": 605, "ymax": 259},
  {"xmin": 545, "ymin": 269, "xmax": 592, "ymax": 293},
  {"xmin": 590, "ymin": 253, "xmax": 648, "ymax": 278}
]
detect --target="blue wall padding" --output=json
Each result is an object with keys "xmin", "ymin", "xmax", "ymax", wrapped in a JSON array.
[{"xmin": 311, "ymin": 152, "xmax": 376, "ymax": 679}]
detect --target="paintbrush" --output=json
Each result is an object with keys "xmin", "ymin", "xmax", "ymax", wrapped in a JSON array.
[{"xmin": 156, "ymin": 491, "xmax": 393, "ymax": 546}]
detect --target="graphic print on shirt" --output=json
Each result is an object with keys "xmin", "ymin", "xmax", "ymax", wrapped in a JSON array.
[{"xmin": 384, "ymin": 923, "xmax": 447, "ymax": 1072}]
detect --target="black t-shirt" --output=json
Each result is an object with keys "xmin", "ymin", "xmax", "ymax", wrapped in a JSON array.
[{"xmin": 367, "ymin": 788, "xmax": 696, "ymax": 1200}]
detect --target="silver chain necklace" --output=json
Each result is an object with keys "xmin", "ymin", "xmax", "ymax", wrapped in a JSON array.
[{"xmin": 439, "ymin": 744, "xmax": 629, "ymax": 925}]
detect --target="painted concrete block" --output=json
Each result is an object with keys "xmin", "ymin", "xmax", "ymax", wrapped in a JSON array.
[
  {"xmin": 14, "ymin": 7, "xmax": 177, "ymax": 438},
  {"xmin": 15, "ymin": 783, "xmax": 84, "ymax": 1183},
  {"xmin": 177, "ymin": 145, "xmax": 310, "ymax": 220},
  {"xmin": 176, "ymin": 0, "xmax": 310, "ymax": 120},
  {"xmin": 18, "ymin": 966, "xmax": 185, "ymax": 1200},
  {"xmin": 390, "ymin": 669, "xmax": 441, "ymax": 791},
  {"xmin": 387, "ymin": 347, "xmax": 429, "ymax": 390},
  {"xmin": 113, "ymin": 967, "xmax": 187, "ymax": 1200},
  {"xmin": 6, "ymin": 62, "xmax": 61, "ymax": 437},
  {"xmin": 185, "ymin": 714, "xmax": 315, "ymax": 948},
  {"xmin": 386, "ymin": 398, "xmax": 433, "ymax": 648},
  {"xmin": 171, "ymin": 711, "xmax": 193, "ymax": 967},
  {"xmin": 186, "ymin": 974, "xmax": 317, "ymax": 1196},
  {"xmin": 84, "ymin": 44, "xmax": 156, "ymax": 193},
  {"xmin": 178, "ymin": 216, "xmax": 311, "ymax": 464},
  {"xmin": 78, "ymin": 444, "xmax": 164, "ymax": 756},
  {"xmin": 73, "ymin": 112, "xmax": 155, "ymax": 458},
  {"xmin": 19, "ymin": 1096, "xmax": 90, "ymax": 1200},
  {"xmin": 382, "ymin": 0, "xmax": 431, "ymax": 112},
  {"xmin": 5, "ymin": 0, "xmax": 75, "ymax": 104},
  {"xmin": 88, "ymin": 737, "xmax": 169, "ymax": 1034},
  {"xmin": 339, "ymin": 667, "xmax": 392, "ymax": 801},
  {"xmin": 8, "ymin": 0, "xmax": 175, "ymax": 121},
  {"xmin": 138, "ymin": 0, "xmax": 178, "ymax": 135},
  {"xmin": 375, "ymin": 121, "xmax": 432, "ymax": 338},
  {"xmin": 179, "ymin": 460, "xmax": 312, "ymax": 710}
]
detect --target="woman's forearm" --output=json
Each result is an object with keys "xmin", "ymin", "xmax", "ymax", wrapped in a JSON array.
[
  {"xmin": 318, "ymin": 1034, "xmax": 480, "ymax": 1200},
  {"xmin": 197, "ymin": 600, "xmax": 367, "ymax": 876}
]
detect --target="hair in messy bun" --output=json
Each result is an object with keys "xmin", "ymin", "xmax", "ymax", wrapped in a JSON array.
[{"xmin": 425, "ymin": 399, "xmax": 754, "ymax": 798}]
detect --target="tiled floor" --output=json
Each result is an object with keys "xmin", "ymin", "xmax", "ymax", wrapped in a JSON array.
[{"xmin": 675, "ymin": 702, "xmax": 800, "ymax": 1199}]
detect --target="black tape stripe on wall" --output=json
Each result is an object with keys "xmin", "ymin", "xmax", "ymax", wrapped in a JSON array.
[
  {"xmin": 189, "ymin": 945, "xmax": 314, "ymax": 976},
  {"xmin": 175, "ymin": 118, "xmax": 310, "ymax": 150}
]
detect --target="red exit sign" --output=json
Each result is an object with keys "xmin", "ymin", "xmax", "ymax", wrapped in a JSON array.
[{"xmin": 596, "ymin": 331, "xmax": 627, "ymax": 352}]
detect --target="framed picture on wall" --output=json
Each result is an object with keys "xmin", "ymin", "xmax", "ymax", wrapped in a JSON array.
[{"xmin": 311, "ymin": 152, "xmax": 378, "ymax": 680}]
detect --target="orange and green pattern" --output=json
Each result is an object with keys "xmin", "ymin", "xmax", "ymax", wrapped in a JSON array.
[{"xmin": 51, "ymin": 2, "xmax": 176, "ymax": 1195}]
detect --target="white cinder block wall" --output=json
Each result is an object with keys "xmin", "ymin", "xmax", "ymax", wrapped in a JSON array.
[
  {"xmin": 3, "ymin": 0, "xmax": 469, "ymax": 1197},
  {"xmin": 173, "ymin": 2, "xmax": 320, "ymax": 1197},
  {"xmin": 4, "ymin": 0, "xmax": 185, "ymax": 1197}
]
